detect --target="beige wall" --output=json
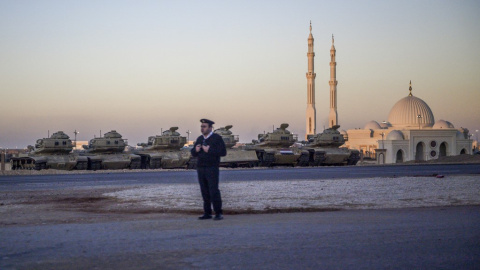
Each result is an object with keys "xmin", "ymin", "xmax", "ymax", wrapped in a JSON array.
[{"xmin": 73, "ymin": 141, "xmax": 89, "ymax": 150}]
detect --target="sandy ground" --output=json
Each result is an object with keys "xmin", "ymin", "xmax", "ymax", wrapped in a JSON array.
[
  {"xmin": 1, "ymin": 175, "xmax": 479, "ymax": 226},
  {"xmin": 106, "ymin": 175, "xmax": 480, "ymax": 212}
]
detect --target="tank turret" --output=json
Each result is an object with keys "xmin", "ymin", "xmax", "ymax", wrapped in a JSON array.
[
  {"xmin": 255, "ymin": 123, "xmax": 297, "ymax": 148},
  {"xmin": 307, "ymin": 125, "xmax": 345, "ymax": 147},
  {"xmin": 33, "ymin": 131, "xmax": 73, "ymax": 154},
  {"xmin": 138, "ymin": 127, "xmax": 186, "ymax": 151},
  {"xmin": 83, "ymin": 130, "xmax": 127, "ymax": 154},
  {"xmin": 134, "ymin": 127, "xmax": 190, "ymax": 169},
  {"xmin": 299, "ymin": 125, "xmax": 360, "ymax": 166},
  {"xmin": 214, "ymin": 125, "xmax": 238, "ymax": 148},
  {"xmin": 81, "ymin": 130, "xmax": 141, "ymax": 170},
  {"xmin": 245, "ymin": 123, "xmax": 301, "ymax": 167}
]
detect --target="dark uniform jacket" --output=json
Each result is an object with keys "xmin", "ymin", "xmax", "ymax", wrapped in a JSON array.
[{"xmin": 190, "ymin": 133, "xmax": 227, "ymax": 167}]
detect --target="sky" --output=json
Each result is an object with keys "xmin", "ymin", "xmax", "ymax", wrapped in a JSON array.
[{"xmin": 1, "ymin": 0, "xmax": 479, "ymax": 148}]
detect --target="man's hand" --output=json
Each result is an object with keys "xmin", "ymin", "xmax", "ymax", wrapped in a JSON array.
[
  {"xmin": 195, "ymin": 144, "xmax": 202, "ymax": 153},
  {"xmin": 202, "ymin": 145, "xmax": 210, "ymax": 153}
]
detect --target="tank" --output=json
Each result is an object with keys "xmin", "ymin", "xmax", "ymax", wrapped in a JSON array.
[
  {"xmin": 134, "ymin": 127, "xmax": 191, "ymax": 169},
  {"xmin": 244, "ymin": 123, "xmax": 303, "ymax": 167},
  {"xmin": 203, "ymin": 125, "xmax": 258, "ymax": 168},
  {"xmin": 301, "ymin": 125, "xmax": 360, "ymax": 166},
  {"xmin": 82, "ymin": 130, "xmax": 141, "ymax": 170},
  {"xmin": 10, "ymin": 131, "xmax": 88, "ymax": 170}
]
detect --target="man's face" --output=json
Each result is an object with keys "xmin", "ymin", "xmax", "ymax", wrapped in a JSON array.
[{"xmin": 201, "ymin": 124, "xmax": 212, "ymax": 136}]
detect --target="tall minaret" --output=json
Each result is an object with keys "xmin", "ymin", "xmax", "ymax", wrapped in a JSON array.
[
  {"xmin": 328, "ymin": 34, "xmax": 338, "ymax": 128},
  {"xmin": 305, "ymin": 21, "xmax": 316, "ymax": 139}
]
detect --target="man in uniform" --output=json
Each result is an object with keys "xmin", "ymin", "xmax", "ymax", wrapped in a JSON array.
[{"xmin": 191, "ymin": 119, "xmax": 227, "ymax": 220}]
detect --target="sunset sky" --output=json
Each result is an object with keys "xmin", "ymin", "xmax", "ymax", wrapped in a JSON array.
[{"xmin": 1, "ymin": 0, "xmax": 479, "ymax": 148}]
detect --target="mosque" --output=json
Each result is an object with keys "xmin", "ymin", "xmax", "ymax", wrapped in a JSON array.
[{"xmin": 305, "ymin": 24, "xmax": 473, "ymax": 164}]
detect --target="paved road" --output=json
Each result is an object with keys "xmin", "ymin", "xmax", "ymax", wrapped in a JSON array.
[
  {"xmin": 1, "ymin": 206, "xmax": 479, "ymax": 270},
  {"xmin": 1, "ymin": 163, "xmax": 479, "ymax": 190}
]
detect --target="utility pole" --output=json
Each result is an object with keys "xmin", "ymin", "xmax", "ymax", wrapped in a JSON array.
[{"xmin": 74, "ymin": 130, "xmax": 79, "ymax": 150}]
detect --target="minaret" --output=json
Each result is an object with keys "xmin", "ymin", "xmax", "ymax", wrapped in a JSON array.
[
  {"xmin": 328, "ymin": 34, "xmax": 338, "ymax": 128},
  {"xmin": 305, "ymin": 21, "xmax": 316, "ymax": 139}
]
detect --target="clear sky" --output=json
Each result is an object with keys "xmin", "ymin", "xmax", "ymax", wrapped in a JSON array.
[{"xmin": 1, "ymin": 0, "xmax": 479, "ymax": 148}]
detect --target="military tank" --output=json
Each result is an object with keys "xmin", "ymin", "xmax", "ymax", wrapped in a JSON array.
[
  {"xmin": 135, "ymin": 127, "xmax": 191, "ymax": 169},
  {"xmin": 301, "ymin": 125, "xmax": 360, "ymax": 166},
  {"xmin": 81, "ymin": 130, "xmax": 141, "ymax": 170},
  {"xmin": 213, "ymin": 125, "xmax": 259, "ymax": 168},
  {"xmin": 244, "ymin": 123, "xmax": 303, "ymax": 167},
  {"xmin": 10, "ymin": 131, "xmax": 88, "ymax": 170}
]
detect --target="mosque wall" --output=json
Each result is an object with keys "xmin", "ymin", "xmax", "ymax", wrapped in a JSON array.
[
  {"xmin": 456, "ymin": 139, "xmax": 473, "ymax": 155},
  {"xmin": 383, "ymin": 140, "xmax": 409, "ymax": 163}
]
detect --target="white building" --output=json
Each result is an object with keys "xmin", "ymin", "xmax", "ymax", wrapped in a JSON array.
[{"xmin": 344, "ymin": 82, "xmax": 473, "ymax": 163}]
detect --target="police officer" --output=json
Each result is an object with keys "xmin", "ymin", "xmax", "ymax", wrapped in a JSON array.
[{"xmin": 191, "ymin": 119, "xmax": 227, "ymax": 220}]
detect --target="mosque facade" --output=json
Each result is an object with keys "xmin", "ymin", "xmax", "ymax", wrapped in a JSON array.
[
  {"xmin": 304, "ymin": 23, "xmax": 472, "ymax": 163},
  {"xmin": 343, "ymin": 82, "xmax": 473, "ymax": 163}
]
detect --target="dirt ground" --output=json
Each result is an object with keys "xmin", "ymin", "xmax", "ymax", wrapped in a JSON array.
[
  {"xmin": 0, "ymin": 186, "xmax": 185, "ymax": 226},
  {"xmin": 2, "ymin": 175, "xmax": 479, "ymax": 227}
]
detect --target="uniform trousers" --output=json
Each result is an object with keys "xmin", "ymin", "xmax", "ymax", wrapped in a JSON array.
[{"xmin": 197, "ymin": 166, "xmax": 222, "ymax": 215}]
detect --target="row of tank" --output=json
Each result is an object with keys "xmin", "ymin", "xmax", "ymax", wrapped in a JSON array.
[{"xmin": 10, "ymin": 124, "xmax": 360, "ymax": 171}]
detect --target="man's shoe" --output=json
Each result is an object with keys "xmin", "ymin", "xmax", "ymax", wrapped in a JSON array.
[
  {"xmin": 214, "ymin": 214, "xmax": 223, "ymax": 221},
  {"xmin": 198, "ymin": 214, "xmax": 212, "ymax": 220}
]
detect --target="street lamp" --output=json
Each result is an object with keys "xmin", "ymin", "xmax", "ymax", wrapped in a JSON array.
[
  {"xmin": 417, "ymin": 114, "xmax": 422, "ymax": 130},
  {"xmin": 73, "ymin": 130, "xmax": 79, "ymax": 150}
]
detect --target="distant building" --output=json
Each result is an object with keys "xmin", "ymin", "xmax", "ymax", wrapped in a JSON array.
[
  {"xmin": 344, "ymin": 82, "xmax": 473, "ymax": 163},
  {"xmin": 73, "ymin": 141, "xmax": 89, "ymax": 150}
]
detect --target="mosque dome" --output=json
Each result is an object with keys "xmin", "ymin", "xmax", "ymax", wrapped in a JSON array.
[
  {"xmin": 387, "ymin": 82, "xmax": 434, "ymax": 128},
  {"xmin": 386, "ymin": 130, "xmax": 404, "ymax": 140},
  {"xmin": 433, "ymin": 120, "xmax": 454, "ymax": 129},
  {"xmin": 379, "ymin": 121, "xmax": 392, "ymax": 129},
  {"xmin": 364, "ymin": 121, "xmax": 382, "ymax": 130}
]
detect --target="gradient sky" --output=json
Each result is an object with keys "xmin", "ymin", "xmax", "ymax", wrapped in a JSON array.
[{"xmin": 1, "ymin": 0, "xmax": 479, "ymax": 148}]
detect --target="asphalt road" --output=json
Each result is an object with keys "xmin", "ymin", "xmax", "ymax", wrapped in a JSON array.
[
  {"xmin": 1, "ymin": 163, "xmax": 479, "ymax": 190},
  {"xmin": 1, "ymin": 206, "xmax": 479, "ymax": 270}
]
